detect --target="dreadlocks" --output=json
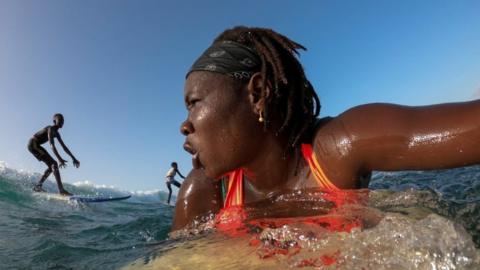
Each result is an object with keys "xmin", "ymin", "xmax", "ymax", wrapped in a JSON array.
[{"xmin": 213, "ymin": 26, "xmax": 321, "ymax": 153}]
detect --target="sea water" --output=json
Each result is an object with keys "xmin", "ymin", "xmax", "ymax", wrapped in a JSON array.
[
  {"xmin": 1, "ymin": 161, "xmax": 479, "ymax": 269},
  {"xmin": 0, "ymin": 162, "xmax": 173, "ymax": 269}
]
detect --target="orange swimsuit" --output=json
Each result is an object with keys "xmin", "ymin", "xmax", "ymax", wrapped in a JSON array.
[
  {"xmin": 223, "ymin": 144, "xmax": 339, "ymax": 208},
  {"xmin": 215, "ymin": 144, "xmax": 365, "ymax": 235},
  {"xmin": 214, "ymin": 144, "xmax": 366, "ymax": 267}
]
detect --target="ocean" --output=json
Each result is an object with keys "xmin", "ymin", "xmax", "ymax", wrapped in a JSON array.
[{"xmin": 1, "ymin": 161, "xmax": 479, "ymax": 269}]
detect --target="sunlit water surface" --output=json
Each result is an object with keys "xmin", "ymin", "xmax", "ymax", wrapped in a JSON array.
[{"xmin": 1, "ymin": 162, "xmax": 479, "ymax": 269}]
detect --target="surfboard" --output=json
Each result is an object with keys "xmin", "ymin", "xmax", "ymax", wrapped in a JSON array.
[
  {"xmin": 34, "ymin": 192, "xmax": 131, "ymax": 203},
  {"xmin": 69, "ymin": 195, "xmax": 132, "ymax": 203}
]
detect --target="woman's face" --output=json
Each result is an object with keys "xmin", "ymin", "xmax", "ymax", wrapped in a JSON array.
[{"xmin": 181, "ymin": 71, "xmax": 264, "ymax": 179}]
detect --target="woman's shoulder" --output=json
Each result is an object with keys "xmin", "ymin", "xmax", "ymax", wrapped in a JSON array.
[
  {"xmin": 312, "ymin": 102, "xmax": 409, "ymax": 140},
  {"xmin": 300, "ymin": 117, "xmax": 334, "ymax": 145},
  {"xmin": 308, "ymin": 104, "xmax": 404, "ymax": 187}
]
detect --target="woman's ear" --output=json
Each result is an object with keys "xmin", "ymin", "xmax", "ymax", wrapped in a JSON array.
[{"xmin": 247, "ymin": 72, "xmax": 271, "ymax": 114}]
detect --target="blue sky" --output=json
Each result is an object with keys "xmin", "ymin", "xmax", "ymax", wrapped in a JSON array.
[{"xmin": 1, "ymin": 0, "xmax": 479, "ymax": 192}]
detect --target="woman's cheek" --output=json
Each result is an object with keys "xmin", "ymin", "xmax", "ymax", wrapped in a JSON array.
[{"xmin": 195, "ymin": 105, "xmax": 210, "ymax": 121}]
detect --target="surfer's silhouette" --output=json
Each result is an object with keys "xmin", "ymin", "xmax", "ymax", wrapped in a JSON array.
[
  {"xmin": 28, "ymin": 113, "xmax": 80, "ymax": 196},
  {"xmin": 165, "ymin": 162, "xmax": 185, "ymax": 204}
]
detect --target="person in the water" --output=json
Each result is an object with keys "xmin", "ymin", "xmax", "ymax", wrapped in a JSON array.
[
  {"xmin": 165, "ymin": 162, "xmax": 185, "ymax": 204},
  {"xmin": 28, "ymin": 113, "xmax": 80, "ymax": 196},
  {"xmin": 172, "ymin": 26, "xmax": 480, "ymax": 231}
]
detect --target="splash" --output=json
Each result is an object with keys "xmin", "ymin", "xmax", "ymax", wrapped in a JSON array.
[{"xmin": 126, "ymin": 188, "xmax": 480, "ymax": 269}]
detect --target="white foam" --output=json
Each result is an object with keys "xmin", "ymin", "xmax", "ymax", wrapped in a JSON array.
[{"xmin": 0, "ymin": 161, "xmax": 170, "ymax": 203}]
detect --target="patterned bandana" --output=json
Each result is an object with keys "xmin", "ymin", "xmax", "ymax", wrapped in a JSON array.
[{"xmin": 187, "ymin": 41, "xmax": 261, "ymax": 80}]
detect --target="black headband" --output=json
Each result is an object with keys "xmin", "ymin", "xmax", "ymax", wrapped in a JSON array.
[{"xmin": 187, "ymin": 41, "xmax": 261, "ymax": 80}]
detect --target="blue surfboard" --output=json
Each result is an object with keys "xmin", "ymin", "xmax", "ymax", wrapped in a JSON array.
[{"xmin": 69, "ymin": 195, "xmax": 131, "ymax": 203}]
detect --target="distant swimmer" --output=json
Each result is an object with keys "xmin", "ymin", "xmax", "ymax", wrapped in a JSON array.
[
  {"xmin": 165, "ymin": 162, "xmax": 185, "ymax": 204},
  {"xmin": 28, "ymin": 113, "xmax": 80, "ymax": 196}
]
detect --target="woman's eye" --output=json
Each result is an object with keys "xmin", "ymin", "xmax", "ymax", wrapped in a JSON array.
[{"xmin": 188, "ymin": 99, "xmax": 200, "ymax": 109}]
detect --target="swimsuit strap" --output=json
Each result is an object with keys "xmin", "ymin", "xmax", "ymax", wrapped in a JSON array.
[
  {"xmin": 223, "ymin": 169, "xmax": 244, "ymax": 207},
  {"xmin": 222, "ymin": 144, "xmax": 338, "ymax": 208},
  {"xmin": 300, "ymin": 144, "xmax": 339, "ymax": 191}
]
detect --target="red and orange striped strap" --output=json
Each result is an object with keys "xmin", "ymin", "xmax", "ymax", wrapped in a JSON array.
[{"xmin": 223, "ymin": 144, "xmax": 339, "ymax": 208}]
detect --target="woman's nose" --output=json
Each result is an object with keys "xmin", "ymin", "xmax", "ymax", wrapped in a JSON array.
[{"xmin": 180, "ymin": 120, "xmax": 194, "ymax": 136}]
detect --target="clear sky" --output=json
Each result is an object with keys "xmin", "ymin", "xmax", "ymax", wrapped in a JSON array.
[{"xmin": 1, "ymin": 0, "xmax": 479, "ymax": 192}]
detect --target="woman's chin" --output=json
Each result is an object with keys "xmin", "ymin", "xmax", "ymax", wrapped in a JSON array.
[
  {"xmin": 203, "ymin": 168, "xmax": 219, "ymax": 179},
  {"xmin": 203, "ymin": 166, "xmax": 227, "ymax": 180}
]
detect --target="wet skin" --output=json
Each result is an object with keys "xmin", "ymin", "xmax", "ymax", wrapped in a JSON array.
[
  {"xmin": 172, "ymin": 71, "xmax": 480, "ymax": 231},
  {"xmin": 181, "ymin": 72, "xmax": 264, "ymax": 178}
]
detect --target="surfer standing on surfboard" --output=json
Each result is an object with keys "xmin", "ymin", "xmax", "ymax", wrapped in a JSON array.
[
  {"xmin": 165, "ymin": 162, "xmax": 185, "ymax": 204},
  {"xmin": 28, "ymin": 113, "xmax": 80, "ymax": 196}
]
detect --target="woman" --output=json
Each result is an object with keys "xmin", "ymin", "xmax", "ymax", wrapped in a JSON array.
[{"xmin": 172, "ymin": 26, "xmax": 480, "ymax": 232}]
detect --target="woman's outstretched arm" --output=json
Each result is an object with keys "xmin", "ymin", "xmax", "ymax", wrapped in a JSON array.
[{"xmin": 314, "ymin": 100, "xmax": 480, "ymax": 188}]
